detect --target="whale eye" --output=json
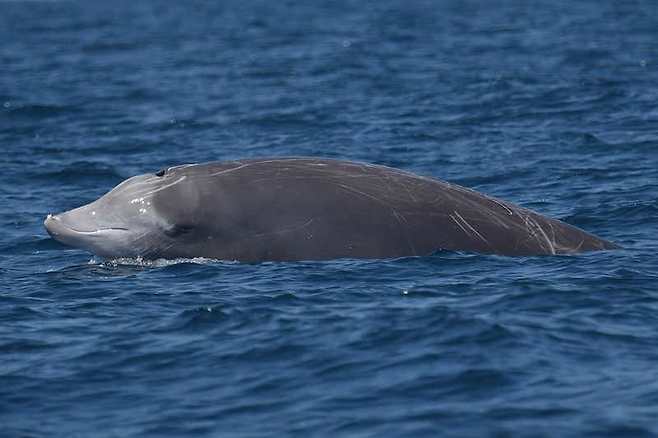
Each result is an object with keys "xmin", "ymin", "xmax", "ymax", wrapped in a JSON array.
[{"xmin": 155, "ymin": 169, "xmax": 166, "ymax": 177}]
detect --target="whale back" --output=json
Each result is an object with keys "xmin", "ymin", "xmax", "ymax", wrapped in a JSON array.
[{"xmin": 145, "ymin": 158, "xmax": 618, "ymax": 261}]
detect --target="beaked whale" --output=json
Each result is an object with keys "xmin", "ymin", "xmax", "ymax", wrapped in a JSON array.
[{"xmin": 44, "ymin": 157, "xmax": 619, "ymax": 261}]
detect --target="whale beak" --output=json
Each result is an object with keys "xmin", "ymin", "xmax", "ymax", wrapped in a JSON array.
[
  {"xmin": 44, "ymin": 214, "xmax": 65, "ymax": 238},
  {"xmin": 44, "ymin": 213, "xmax": 83, "ymax": 246},
  {"xmin": 44, "ymin": 213, "xmax": 129, "ymax": 250}
]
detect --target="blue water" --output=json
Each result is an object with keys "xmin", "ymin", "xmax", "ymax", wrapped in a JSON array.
[{"xmin": 2, "ymin": 1, "xmax": 657, "ymax": 436}]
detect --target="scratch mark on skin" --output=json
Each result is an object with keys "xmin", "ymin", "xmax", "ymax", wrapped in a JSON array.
[
  {"xmin": 337, "ymin": 182, "xmax": 408, "ymax": 227},
  {"xmin": 117, "ymin": 175, "xmax": 188, "ymax": 202},
  {"xmin": 489, "ymin": 197, "xmax": 515, "ymax": 216},
  {"xmin": 392, "ymin": 209, "xmax": 409, "ymax": 226},
  {"xmin": 375, "ymin": 172, "xmax": 397, "ymax": 196},
  {"xmin": 400, "ymin": 181, "xmax": 418, "ymax": 203},
  {"xmin": 450, "ymin": 213, "xmax": 471, "ymax": 237},
  {"xmin": 392, "ymin": 209, "xmax": 417, "ymax": 255},
  {"xmin": 209, "ymin": 163, "xmax": 251, "ymax": 177},
  {"xmin": 337, "ymin": 183, "xmax": 390, "ymax": 207},
  {"xmin": 532, "ymin": 219, "xmax": 556, "ymax": 255},
  {"xmin": 337, "ymin": 183, "xmax": 417, "ymax": 255},
  {"xmin": 523, "ymin": 215, "xmax": 556, "ymax": 255},
  {"xmin": 520, "ymin": 216, "xmax": 542, "ymax": 252},
  {"xmin": 247, "ymin": 174, "xmax": 379, "ymax": 185},
  {"xmin": 546, "ymin": 220, "xmax": 557, "ymax": 245},
  {"xmin": 170, "ymin": 163, "xmax": 201, "ymax": 171},
  {"xmin": 257, "ymin": 158, "xmax": 314, "ymax": 164},
  {"xmin": 213, "ymin": 158, "xmax": 311, "ymax": 174},
  {"xmin": 522, "ymin": 215, "xmax": 538, "ymax": 240},
  {"xmin": 428, "ymin": 193, "xmax": 441, "ymax": 205},
  {"xmin": 486, "ymin": 211, "xmax": 512, "ymax": 230},
  {"xmin": 141, "ymin": 176, "xmax": 187, "ymax": 197},
  {"xmin": 451, "ymin": 211, "xmax": 491, "ymax": 246}
]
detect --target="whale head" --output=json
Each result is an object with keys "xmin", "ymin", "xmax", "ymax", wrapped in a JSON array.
[{"xmin": 44, "ymin": 166, "xmax": 202, "ymax": 258}]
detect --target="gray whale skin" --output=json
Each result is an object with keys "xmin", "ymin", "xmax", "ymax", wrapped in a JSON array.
[{"xmin": 44, "ymin": 157, "xmax": 619, "ymax": 261}]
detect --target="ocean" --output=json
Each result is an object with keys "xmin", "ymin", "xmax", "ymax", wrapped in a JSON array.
[{"xmin": 1, "ymin": 1, "xmax": 657, "ymax": 436}]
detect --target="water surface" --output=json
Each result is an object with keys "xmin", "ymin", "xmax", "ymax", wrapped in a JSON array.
[{"xmin": 1, "ymin": 1, "xmax": 657, "ymax": 436}]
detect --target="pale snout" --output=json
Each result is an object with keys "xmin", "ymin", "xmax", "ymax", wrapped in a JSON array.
[{"xmin": 44, "ymin": 212, "xmax": 130, "ymax": 256}]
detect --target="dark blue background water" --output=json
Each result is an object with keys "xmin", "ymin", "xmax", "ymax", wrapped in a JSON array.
[{"xmin": 2, "ymin": 1, "xmax": 657, "ymax": 436}]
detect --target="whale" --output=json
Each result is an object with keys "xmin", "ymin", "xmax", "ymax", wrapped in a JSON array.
[{"xmin": 44, "ymin": 157, "xmax": 619, "ymax": 261}]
